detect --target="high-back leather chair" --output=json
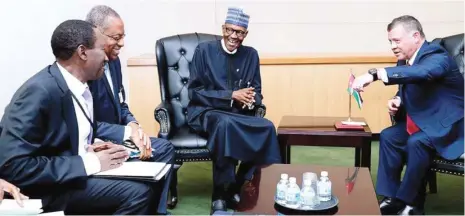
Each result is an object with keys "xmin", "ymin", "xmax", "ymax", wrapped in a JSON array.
[
  {"xmin": 154, "ymin": 33, "xmax": 266, "ymax": 208},
  {"xmin": 426, "ymin": 33, "xmax": 464, "ymax": 192}
]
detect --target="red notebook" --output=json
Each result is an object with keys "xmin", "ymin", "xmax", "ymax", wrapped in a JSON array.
[{"xmin": 334, "ymin": 122, "xmax": 364, "ymax": 131}]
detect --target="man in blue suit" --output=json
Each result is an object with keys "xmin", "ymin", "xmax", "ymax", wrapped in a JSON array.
[
  {"xmin": 0, "ymin": 20, "xmax": 154, "ymax": 214},
  {"xmin": 85, "ymin": 5, "xmax": 175, "ymax": 215},
  {"xmin": 352, "ymin": 15, "xmax": 464, "ymax": 215}
]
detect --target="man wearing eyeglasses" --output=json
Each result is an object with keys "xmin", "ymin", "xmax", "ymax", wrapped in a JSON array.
[
  {"xmin": 187, "ymin": 7, "xmax": 281, "ymax": 213},
  {"xmin": 85, "ymin": 5, "xmax": 175, "ymax": 215}
]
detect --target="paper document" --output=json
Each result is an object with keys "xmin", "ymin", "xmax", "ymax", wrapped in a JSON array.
[
  {"xmin": 93, "ymin": 161, "xmax": 170, "ymax": 181},
  {"xmin": 0, "ymin": 199, "xmax": 43, "ymax": 215}
]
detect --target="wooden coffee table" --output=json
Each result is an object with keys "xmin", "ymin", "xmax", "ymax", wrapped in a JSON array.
[
  {"xmin": 236, "ymin": 164, "xmax": 380, "ymax": 215},
  {"xmin": 278, "ymin": 116, "xmax": 373, "ymax": 170}
]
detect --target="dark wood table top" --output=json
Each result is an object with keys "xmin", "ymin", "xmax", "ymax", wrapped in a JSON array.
[
  {"xmin": 236, "ymin": 164, "xmax": 380, "ymax": 215},
  {"xmin": 278, "ymin": 116, "xmax": 372, "ymax": 137}
]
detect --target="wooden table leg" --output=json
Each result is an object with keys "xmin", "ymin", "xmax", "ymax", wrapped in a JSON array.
[
  {"xmin": 278, "ymin": 134, "xmax": 288, "ymax": 164},
  {"xmin": 361, "ymin": 138, "xmax": 372, "ymax": 170},
  {"xmin": 355, "ymin": 147, "xmax": 361, "ymax": 167},
  {"xmin": 286, "ymin": 145, "xmax": 291, "ymax": 164}
]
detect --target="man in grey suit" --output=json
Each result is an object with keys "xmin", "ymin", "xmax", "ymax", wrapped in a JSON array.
[{"xmin": 0, "ymin": 20, "xmax": 154, "ymax": 214}]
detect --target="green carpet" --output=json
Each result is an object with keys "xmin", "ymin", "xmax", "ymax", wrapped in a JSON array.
[{"xmin": 170, "ymin": 142, "xmax": 464, "ymax": 215}]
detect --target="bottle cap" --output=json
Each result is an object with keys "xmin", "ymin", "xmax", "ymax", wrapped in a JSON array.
[
  {"xmin": 281, "ymin": 173, "xmax": 288, "ymax": 180},
  {"xmin": 289, "ymin": 177, "xmax": 297, "ymax": 183},
  {"xmin": 321, "ymin": 171, "xmax": 328, "ymax": 177}
]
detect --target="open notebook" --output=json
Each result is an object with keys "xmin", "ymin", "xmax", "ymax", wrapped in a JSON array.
[{"xmin": 93, "ymin": 161, "xmax": 171, "ymax": 182}]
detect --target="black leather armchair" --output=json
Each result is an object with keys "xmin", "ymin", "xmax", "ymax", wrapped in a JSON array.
[
  {"xmin": 154, "ymin": 33, "xmax": 266, "ymax": 209},
  {"xmin": 426, "ymin": 33, "xmax": 464, "ymax": 192},
  {"xmin": 390, "ymin": 33, "xmax": 464, "ymax": 194}
]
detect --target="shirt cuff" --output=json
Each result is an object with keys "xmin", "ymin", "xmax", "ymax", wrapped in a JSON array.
[
  {"xmin": 123, "ymin": 125, "xmax": 132, "ymax": 141},
  {"xmin": 378, "ymin": 68, "xmax": 389, "ymax": 83},
  {"xmin": 81, "ymin": 152, "xmax": 101, "ymax": 175}
]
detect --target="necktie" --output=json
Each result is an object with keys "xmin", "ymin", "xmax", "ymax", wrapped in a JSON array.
[
  {"xmin": 82, "ymin": 87, "xmax": 94, "ymax": 143},
  {"xmin": 405, "ymin": 61, "xmax": 420, "ymax": 135}
]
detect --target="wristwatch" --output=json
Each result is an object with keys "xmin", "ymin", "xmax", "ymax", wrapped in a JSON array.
[{"xmin": 368, "ymin": 68, "xmax": 378, "ymax": 81}]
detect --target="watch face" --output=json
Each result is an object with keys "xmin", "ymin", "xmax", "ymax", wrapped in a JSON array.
[{"xmin": 369, "ymin": 68, "xmax": 377, "ymax": 75}]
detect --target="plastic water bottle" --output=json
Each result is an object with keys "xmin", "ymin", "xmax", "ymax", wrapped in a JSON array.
[
  {"xmin": 300, "ymin": 179, "xmax": 319, "ymax": 208},
  {"xmin": 275, "ymin": 173, "xmax": 289, "ymax": 204},
  {"xmin": 285, "ymin": 177, "xmax": 300, "ymax": 207},
  {"xmin": 318, "ymin": 171, "xmax": 332, "ymax": 201}
]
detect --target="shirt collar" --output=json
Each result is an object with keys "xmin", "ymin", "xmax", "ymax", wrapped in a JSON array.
[
  {"xmin": 221, "ymin": 38, "xmax": 237, "ymax": 55},
  {"xmin": 408, "ymin": 41, "xmax": 425, "ymax": 65},
  {"xmin": 104, "ymin": 62, "xmax": 111, "ymax": 76},
  {"xmin": 56, "ymin": 62, "xmax": 88, "ymax": 97}
]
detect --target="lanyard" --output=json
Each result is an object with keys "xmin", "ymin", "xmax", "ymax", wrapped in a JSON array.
[{"xmin": 70, "ymin": 91, "xmax": 94, "ymax": 130}]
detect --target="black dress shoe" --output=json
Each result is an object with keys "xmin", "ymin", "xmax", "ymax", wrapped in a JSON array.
[
  {"xmin": 379, "ymin": 197, "xmax": 406, "ymax": 215},
  {"xmin": 211, "ymin": 199, "xmax": 227, "ymax": 215},
  {"xmin": 167, "ymin": 195, "xmax": 178, "ymax": 209},
  {"xmin": 397, "ymin": 205, "xmax": 425, "ymax": 215}
]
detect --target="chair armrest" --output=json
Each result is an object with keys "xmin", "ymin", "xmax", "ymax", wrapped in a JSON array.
[
  {"xmin": 255, "ymin": 104, "xmax": 266, "ymax": 118},
  {"xmin": 154, "ymin": 102, "xmax": 173, "ymax": 139}
]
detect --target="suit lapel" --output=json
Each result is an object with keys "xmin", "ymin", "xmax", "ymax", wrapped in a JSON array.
[
  {"xmin": 109, "ymin": 61, "xmax": 122, "ymax": 122},
  {"xmin": 102, "ymin": 69, "xmax": 118, "ymax": 108},
  {"xmin": 49, "ymin": 63, "xmax": 79, "ymax": 155},
  {"xmin": 412, "ymin": 41, "xmax": 430, "ymax": 66}
]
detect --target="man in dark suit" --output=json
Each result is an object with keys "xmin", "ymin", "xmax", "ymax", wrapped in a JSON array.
[
  {"xmin": 352, "ymin": 15, "xmax": 464, "ymax": 215},
  {"xmin": 0, "ymin": 20, "xmax": 154, "ymax": 214},
  {"xmin": 85, "ymin": 5, "xmax": 175, "ymax": 215}
]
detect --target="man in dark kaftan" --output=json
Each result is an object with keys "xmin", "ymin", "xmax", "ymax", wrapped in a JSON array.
[{"xmin": 187, "ymin": 7, "xmax": 282, "ymax": 214}]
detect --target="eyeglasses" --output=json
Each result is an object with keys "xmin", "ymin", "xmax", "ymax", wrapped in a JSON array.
[
  {"xmin": 223, "ymin": 27, "xmax": 247, "ymax": 38},
  {"xmin": 101, "ymin": 31, "xmax": 126, "ymax": 42}
]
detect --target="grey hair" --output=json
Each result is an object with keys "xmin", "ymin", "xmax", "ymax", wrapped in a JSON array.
[
  {"xmin": 85, "ymin": 5, "xmax": 120, "ymax": 30},
  {"xmin": 387, "ymin": 15, "xmax": 425, "ymax": 38}
]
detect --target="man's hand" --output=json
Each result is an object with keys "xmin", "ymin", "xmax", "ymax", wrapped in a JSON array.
[
  {"xmin": 388, "ymin": 97, "xmax": 402, "ymax": 116},
  {"xmin": 0, "ymin": 179, "xmax": 28, "ymax": 207},
  {"xmin": 352, "ymin": 73, "xmax": 374, "ymax": 92},
  {"xmin": 88, "ymin": 143, "xmax": 128, "ymax": 171},
  {"xmin": 128, "ymin": 123, "xmax": 152, "ymax": 160},
  {"xmin": 232, "ymin": 87, "xmax": 255, "ymax": 106}
]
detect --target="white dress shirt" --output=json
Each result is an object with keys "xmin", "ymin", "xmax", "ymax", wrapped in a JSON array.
[
  {"xmin": 103, "ymin": 63, "xmax": 134, "ymax": 140},
  {"xmin": 57, "ymin": 63, "xmax": 101, "ymax": 175}
]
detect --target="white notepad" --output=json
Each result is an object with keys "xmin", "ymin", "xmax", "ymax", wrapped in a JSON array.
[
  {"xmin": 0, "ymin": 199, "xmax": 43, "ymax": 215},
  {"xmin": 93, "ymin": 161, "xmax": 171, "ymax": 181}
]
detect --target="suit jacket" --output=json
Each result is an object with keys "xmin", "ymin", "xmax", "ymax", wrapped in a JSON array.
[
  {"xmin": 0, "ymin": 63, "xmax": 88, "ymax": 208},
  {"xmin": 385, "ymin": 42, "xmax": 464, "ymax": 160},
  {"xmin": 89, "ymin": 58, "xmax": 137, "ymax": 143}
]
